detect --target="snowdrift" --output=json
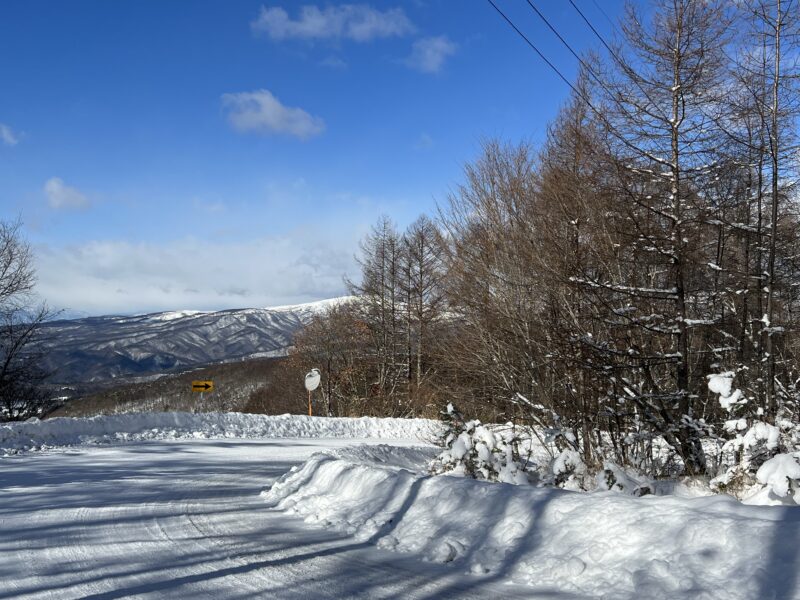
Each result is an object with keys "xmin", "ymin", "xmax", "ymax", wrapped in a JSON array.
[
  {"xmin": 263, "ymin": 447, "xmax": 800, "ymax": 600},
  {"xmin": 0, "ymin": 412, "xmax": 439, "ymax": 455}
]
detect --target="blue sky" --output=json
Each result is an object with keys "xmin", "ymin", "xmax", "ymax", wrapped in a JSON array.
[{"xmin": 0, "ymin": 0, "xmax": 622, "ymax": 316}]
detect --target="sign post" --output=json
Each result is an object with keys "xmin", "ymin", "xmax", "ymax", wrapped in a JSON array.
[
  {"xmin": 304, "ymin": 369, "xmax": 321, "ymax": 416},
  {"xmin": 192, "ymin": 380, "xmax": 214, "ymax": 405},
  {"xmin": 192, "ymin": 381, "xmax": 214, "ymax": 393}
]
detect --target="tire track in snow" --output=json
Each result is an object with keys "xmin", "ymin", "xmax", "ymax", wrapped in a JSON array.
[{"xmin": 0, "ymin": 439, "xmax": 559, "ymax": 599}]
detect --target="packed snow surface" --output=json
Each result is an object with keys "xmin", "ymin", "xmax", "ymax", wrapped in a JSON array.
[
  {"xmin": 3, "ymin": 412, "xmax": 799, "ymax": 598},
  {"xmin": 0, "ymin": 412, "xmax": 439, "ymax": 455},
  {"xmin": 1, "ymin": 438, "xmax": 539, "ymax": 599},
  {"xmin": 264, "ymin": 446, "xmax": 800, "ymax": 600}
]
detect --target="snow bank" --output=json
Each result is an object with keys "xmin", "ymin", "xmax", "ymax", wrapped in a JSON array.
[
  {"xmin": 264, "ymin": 449, "xmax": 800, "ymax": 600},
  {"xmin": 0, "ymin": 413, "xmax": 439, "ymax": 455}
]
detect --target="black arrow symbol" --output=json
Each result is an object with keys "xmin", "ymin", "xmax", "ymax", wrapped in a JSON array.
[{"xmin": 193, "ymin": 383, "xmax": 212, "ymax": 390}]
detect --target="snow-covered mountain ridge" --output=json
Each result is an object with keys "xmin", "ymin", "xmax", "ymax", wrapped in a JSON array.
[{"xmin": 39, "ymin": 297, "xmax": 351, "ymax": 385}]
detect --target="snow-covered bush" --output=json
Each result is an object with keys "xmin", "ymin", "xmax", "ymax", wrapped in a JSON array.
[
  {"xmin": 707, "ymin": 371, "xmax": 800, "ymax": 500},
  {"xmin": 707, "ymin": 373, "xmax": 794, "ymax": 467},
  {"xmin": 710, "ymin": 463, "xmax": 758, "ymax": 497},
  {"xmin": 430, "ymin": 404, "xmax": 529, "ymax": 484},
  {"xmin": 707, "ymin": 372, "xmax": 746, "ymax": 412},
  {"xmin": 431, "ymin": 405, "xmax": 653, "ymax": 492},
  {"xmin": 755, "ymin": 453, "xmax": 800, "ymax": 503},
  {"xmin": 595, "ymin": 461, "xmax": 652, "ymax": 496},
  {"xmin": 550, "ymin": 449, "xmax": 589, "ymax": 490},
  {"xmin": 435, "ymin": 402, "xmax": 466, "ymax": 446}
]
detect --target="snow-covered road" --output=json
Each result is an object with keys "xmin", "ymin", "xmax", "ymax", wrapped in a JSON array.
[{"xmin": 0, "ymin": 439, "xmax": 554, "ymax": 599}]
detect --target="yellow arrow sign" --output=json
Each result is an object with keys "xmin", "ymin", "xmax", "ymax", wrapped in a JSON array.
[{"xmin": 192, "ymin": 380, "xmax": 214, "ymax": 392}]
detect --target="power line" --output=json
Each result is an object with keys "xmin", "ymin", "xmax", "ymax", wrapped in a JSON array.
[
  {"xmin": 485, "ymin": 0, "xmax": 580, "ymax": 96},
  {"xmin": 590, "ymin": 0, "xmax": 615, "ymax": 27},
  {"xmin": 524, "ymin": 0, "xmax": 670, "ymax": 125},
  {"xmin": 525, "ymin": 0, "xmax": 590, "ymax": 68},
  {"xmin": 568, "ymin": 0, "xmax": 619, "ymax": 61},
  {"xmin": 554, "ymin": 0, "xmax": 670, "ymax": 122},
  {"xmin": 567, "ymin": 0, "xmax": 650, "ymax": 96},
  {"xmin": 523, "ymin": 1, "xmax": 615, "ymax": 103},
  {"xmin": 484, "ymin": 0, "xmax": 672, "ymax": 168}
]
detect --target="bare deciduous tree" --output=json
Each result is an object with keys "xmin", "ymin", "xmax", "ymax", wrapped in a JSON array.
[{"xmin": 0, "ymin": 220, "xmax": 54, "ymax": 421}]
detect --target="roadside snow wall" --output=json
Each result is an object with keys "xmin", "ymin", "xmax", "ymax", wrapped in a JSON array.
[
  {"xmin": 263, "ymin": 447, "xmax": 800, "ymax": 600},
  {"xmin": 0, "ymin": 413, "xmax": 439, "ymax": 455}
]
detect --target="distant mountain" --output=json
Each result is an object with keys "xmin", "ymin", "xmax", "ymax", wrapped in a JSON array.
[{"xmin": 38, "ymin": 298, "xmax": 350, "ymax": 386}]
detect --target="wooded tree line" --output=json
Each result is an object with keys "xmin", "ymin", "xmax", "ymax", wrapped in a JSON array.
[
  {"xmin": 278, "ymin": 214, "xmax": 446, "ymax": 418},
  {"xmin": 276, "ymin": 0, "xmax": 800, "ymax": 477},
  {"xmin": 0, "ymin": 220, "xmax": 53, "ymax": 421},
  {"xmin": 55, "ymin": 357, "xmax": 284, "ymax": 418}
]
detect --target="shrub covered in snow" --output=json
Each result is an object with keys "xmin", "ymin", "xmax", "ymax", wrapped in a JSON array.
[
  {"xmin": 707, "ymin": 371, "xmax": 800, "ymax": 502},
  {"xmin": 427, "ymin": 391, "xmax": 800, "ymax": 503},
  {"xmin": 550, "ymin": 449, "xmax": 589, "ymax": 490},
  {"xmin": 707, "ymin": 372, "xmax": 746, "ymax": 412},
  {"xmin": 755, "ymin": 453, "xmax": 800, "ymax": 503},
  {"xmin": 595, "ymin": 461, "xmax": 653, "ymax": 496},
  {"xmin": 430, "ymin": 404, "xmax": 528, "ymax": 484},
  {"xmin": 430, "ymin": 405, "xmax": 664, "ymax": 493}
]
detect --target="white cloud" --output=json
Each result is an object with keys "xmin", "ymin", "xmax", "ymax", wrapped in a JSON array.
[
  {"xmin": 44, "ymin": 177, "xmax": 90, "ymax": 210},
  {"xmin": 404, "ymin": 35, "xmax": 457, "ymax": 73},
  {"xmin": 251, "ymin": 4, "xmax": 414, "ymax": 42},
  {"xmin": 0, "ymin": 123, "xmax": 19, "ymax": 146},
  {"xmin": 222, "ymin": 89, "xmax": 325, "ymax": 140},
  {"xmin": 34, "ymin": 233, "xmax": 359, "ymax": 315}
]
